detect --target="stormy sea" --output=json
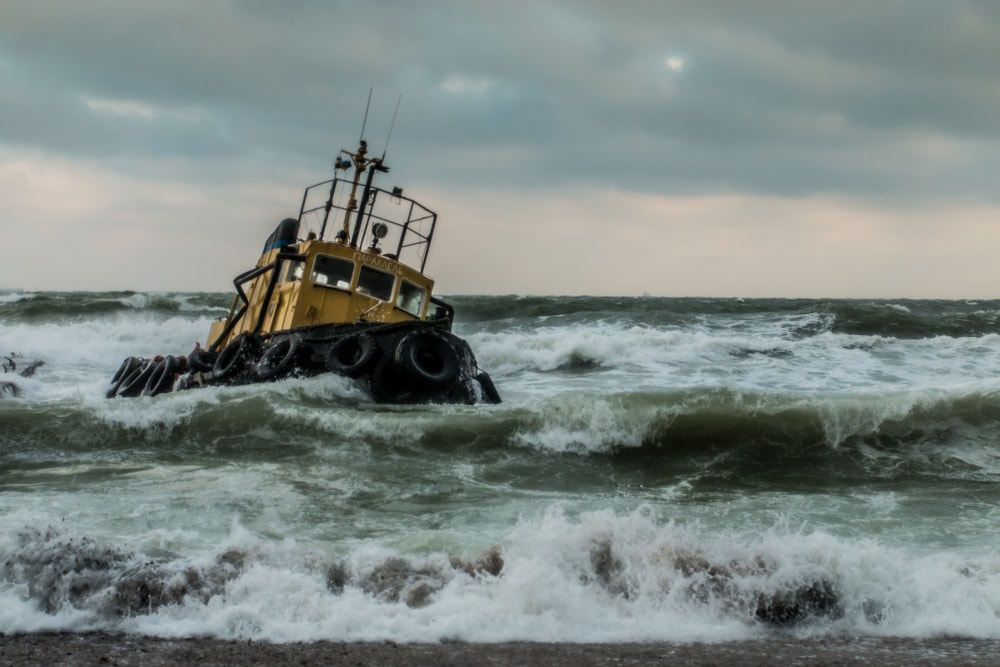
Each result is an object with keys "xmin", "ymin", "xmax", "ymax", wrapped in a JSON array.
[{"xmin": 3, "ymin": 290, "xmax": 1000, "ymax": 662}]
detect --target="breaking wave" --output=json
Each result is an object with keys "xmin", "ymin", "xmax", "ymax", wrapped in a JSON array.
[{"xmin": 2, "ymin": 509, "xmax": 999, "ymax": 642}]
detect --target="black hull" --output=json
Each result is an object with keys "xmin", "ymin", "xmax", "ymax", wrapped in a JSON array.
[{"xmin": 107, "ymin": 322, "xmax": 500, "ymax": 405}]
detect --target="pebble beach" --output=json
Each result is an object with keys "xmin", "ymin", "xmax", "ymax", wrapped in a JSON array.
[{"xmin": 4, "ymin": 634, "xmax": 1000, "ymax": 667}]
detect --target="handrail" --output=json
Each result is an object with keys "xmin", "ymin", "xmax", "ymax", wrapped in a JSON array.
[{"xmin": 297, "ymin": 179, "xmax": 437, "ymax": 272}]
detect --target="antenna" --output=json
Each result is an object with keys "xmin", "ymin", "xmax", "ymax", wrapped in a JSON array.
[
  {"xmin": 359, "ymin": 87, "xmax": 373, "ymax": 142},
  {"xmin": 382, "ymin": 94, "xmax": 402, "ymax": 161}
]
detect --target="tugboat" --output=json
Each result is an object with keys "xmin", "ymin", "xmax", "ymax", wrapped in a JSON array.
[{"xmin": 108, "ymin": 137, "xmax": 500, "ymax": 404}]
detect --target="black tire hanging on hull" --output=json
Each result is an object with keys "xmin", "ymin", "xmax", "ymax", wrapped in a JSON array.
[
  {"xmin": 143, "ymin": 355, "xmax": 182, "ymax": 396},
  {"xmin": 325, "ymin": 333, "xmax": 377, "ymax": 379},
  {"xmin": 475, "ymin": 370, "xmax": 502, "ymax": 404},
  {"xmin": 212, "ymin": 334, "xmax": 258, "ymax": 383},
  {"xmin": 256, "ymin": 334, "xmax": 303, "ymax": 380},
  {"xmin": 116, "ymin": 359, "xmax": 157, "ymax": 397},
  {"xmin": 107, "ymin": 356, "xmax": 144, "ymax": 398},
  {"xmin": 368, "ymin": 355, "xmax": 413, "ymax": 403},
  {"xmin": 187, "ymin": 348, "xmax": 216, "ymax": 373},
  {"xmin": 394, "ymin": 329, "xmax": 460, "ymax": 388}
]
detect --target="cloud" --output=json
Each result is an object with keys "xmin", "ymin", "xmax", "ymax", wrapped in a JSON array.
[{"xmin": 1, "ymin": 0, "xmax": 999, "ymax": 296}]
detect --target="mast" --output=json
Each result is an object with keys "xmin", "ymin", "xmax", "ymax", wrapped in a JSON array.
[
  {"xmin": 336, "ymin": 140, "xmax": 389, "ymax": 246},
  {"xmin": 333, "ymin": 92, "xmax": 397, "ymax": 245},
  {"xmin": 338, "ymin": 140, "xmax": 371, "ymax": 242}
]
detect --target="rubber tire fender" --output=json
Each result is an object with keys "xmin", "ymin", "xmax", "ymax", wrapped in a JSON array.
[
  {"xmin": 187, "ymin": 348, "xmax": 216, "ymax": 373},
  {"xmin": 394, "ymin": 329, "xmax": 460, "ymax": 387},
  {"xmin": 107, "ymin": 356, "xmax": 143, "ymax": 398},
  {"xmin": 368, "ymin": 354, "xmax": 413, "ymax": 403},
  {"xmin": 143, "ymin": 355, "xmax": 181, "ymax": 396},
  {"xmin": 256, "ymin": 334, "xmax": 303, "ymax": 380},
  {"xmin": 325, "ymin": 333, "xmax": 377, "ymax": 379},
  {"xmin": 213, "ymin": 334, "xmax": 256, "ymax": 381},
  {"xmin": 116, "ymin": 359, "xmax": 157, "ymax": 397},
  {"xmin": 475, "ymin": 371, "xmax": 502, "ymax": 404}
]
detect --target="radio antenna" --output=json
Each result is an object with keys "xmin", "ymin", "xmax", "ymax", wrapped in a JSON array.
[
  {"xmin": 359, "ymin": 87, "xmax": 373, "ymax": 142},
  {"xmin": 382, "ymin": 94, "xmax": 402, "ymax": 161}
]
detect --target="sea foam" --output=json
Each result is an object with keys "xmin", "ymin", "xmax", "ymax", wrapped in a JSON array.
[{"xmin": 2, "ymin": 508, "xmax": 1000, "ymax": 642}]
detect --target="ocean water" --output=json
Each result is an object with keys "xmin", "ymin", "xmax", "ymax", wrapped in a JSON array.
[{"xmin": 2, "ymin": 291, "xmax": 1000, "ymax": 642}]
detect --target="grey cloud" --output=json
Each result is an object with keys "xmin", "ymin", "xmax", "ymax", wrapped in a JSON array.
[{"xmin": 1, "ymin": 0, "xmax": 999, "ymax": 202}]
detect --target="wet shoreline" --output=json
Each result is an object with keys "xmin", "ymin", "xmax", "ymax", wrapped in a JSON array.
[{"xmin": 3, "ymin": 633, "xmax": 1000, "ymax": 666}]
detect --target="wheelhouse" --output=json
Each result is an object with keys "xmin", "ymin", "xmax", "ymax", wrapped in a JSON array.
[{"xmin": 207, "ymin": 140, "xmax": 454, "ymax": 352}]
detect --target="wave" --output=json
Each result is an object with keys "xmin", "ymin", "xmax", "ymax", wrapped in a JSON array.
[
  {"xmin": 504, "ymin": 385, "xmax": 1000, "ymax": 478},
  {"xmin": 5, "ymin": 379, "xmax": 1000, "ymax": 477},
  {"xmin": 6, "ymin": 292, "xmax": 1000, "ymax": 343},
  {"xmin": 448, "ymin": 296, "xmax": 1000, "ymax": 340},
  {"xmin": 821, "ymin": 301, "xmax": 1000, "ymax": 339},
  {"xmin": 0, "ymin": 291, "xmax": 229, "ymax": 323},
  {"xmin": 2, "ymin": 508, "xmax": 999, "ymax": 641}
]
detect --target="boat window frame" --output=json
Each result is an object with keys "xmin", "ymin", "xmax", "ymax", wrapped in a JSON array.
[
  {"xmin": 310, "ymin": 254, "xmax": 355, "ymax": 291},
  {"xmin": 396, "ymin": 279, "xmax": 426, "ymax": 316},
  {"xmin": 284, "ymin": 259, "xmax": 305, "ymax": 283},
  {"xmin": 356, "ymin": 264, "xmax": 396, "ymax": 302}
]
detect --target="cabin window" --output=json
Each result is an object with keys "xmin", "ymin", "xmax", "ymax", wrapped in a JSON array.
[
  {"xmin": 357, "ymin": 265, "xmax": 395, "ymax": 302},
  {"xmin": 396, "ymin": 280, "xmax": 425, "ymax": 315},
  {"xmin": 284, "ymin": 260, "xmax": 304, "ymax": 282},
  {"xmin": 311, "ymin": 254, "xmax": 354, "ymax": 290}
]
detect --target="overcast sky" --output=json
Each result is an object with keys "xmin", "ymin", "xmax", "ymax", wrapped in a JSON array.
[{"xmin": 2, "ymin": 0, "xmax": 999, "ymax": 297}]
